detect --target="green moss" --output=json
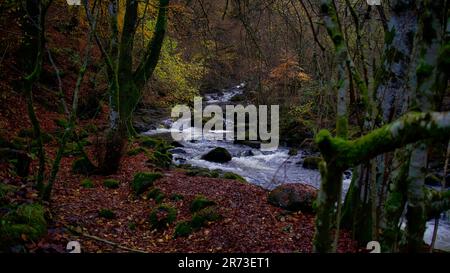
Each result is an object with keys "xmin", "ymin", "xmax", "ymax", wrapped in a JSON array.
[
  {"xmin": 98, "ymin": 209, "xmax": 116, "ymax": 219},
  {"xmin": 148, "ymin": 150, "xmax": 172, "ymax": 168},
  {"xmin": 186, "ymin": 167, "xmax": 215, "ymax": 177},
  {"xmin": 15, "ymin": 204, "xmax": 46, "ymax": 234},
  {"xmin": 54, "ymin": 118, "xmax": 69, "ymax": 128},
  {"xmin": 190, "ymin": 195, "xmax": 216, "ymax": 213},
  {"xmin": 132, "ymin": 172, "xmax": 163, "ymax": 195},
  {"xmin": 147, "ymin": 188, "xmax": 162, "ymax": 199},
  {"xmin": 1, "ymin": 203, "xmax": 47, "ymax": 248},
  {"xmin": 191, "ymin": 207, "xmax": 221, "ymax": 229},
  {"xmin": 155, "ymin": 193, "xmax": 166, "ymax": 204},
  {"xmin": 336, "ymin": 116, "xmax": 348, "ymax": 139},
  {"xmin": 174, "ymin": 221, "xmax": 193, "ymax": 237},
  {"xmin": 385, "ymin": 191, "xmax": 403, "ymax": 215},
  {"xmin": 0, "ymin": 183, "xmax": 18, "ymax": 204},
  {"xmin": 139, "ymin": 137, "xmax": 160, "ymax": 148},
  {"xmin": 84, "ymin": 124, "xmax": 98, "ymax": 133},
  {"xmin": 149, "ymin": 204, "xmax": 177, "ymax": 230},
  {"xmin": 128, "ymin": 222, "xmax": 137, "ymax": 231},
  {"xmin": 302, "ymin": 156, "xmax": 322, "ymax": 170},
  {"xmin": 147, "ymin": 188, "xmax": 165, "ymax": 204},
  {"xmin": 385, "ymin": 29, "xmax": 396, "ymax": 45},
  {"xmin": 103, "ymin": 179, "xmax": 120, "ymax": 189},
  {"xmin": 63, "ymin": 142, "xmax": 82, "ymax": 156},
  {"xmin": 170, "ymin": 193, "xmax": 184, "ymax": 201},
  {"xmin": 72, "ymin": 157, "xmax": 96, "ymax": 175},
  {"xmin": 223, "ymin": 172, "xmax": 247, "ymax": 183},
  {"xmin": 332, "ymin": 33, "xmax": 343, "ymax": 46},
  {"xmin": 416, "ymin": 62, "xmax": 434, "ymax": 83},
  {"xmin": 80, "ymin": 179, "xmax": 94, "ymax": 189}
]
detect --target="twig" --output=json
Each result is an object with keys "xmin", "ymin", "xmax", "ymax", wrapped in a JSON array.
[{"xmin": 65, "ymin": 225, "xmax": 149, "ymax": 253}]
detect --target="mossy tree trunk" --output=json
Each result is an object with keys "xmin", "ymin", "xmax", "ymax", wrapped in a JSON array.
[
  {"xmin": 93, "ymin": 0, "xmax": 169, "ymax": 175},
  {"xmin": 403, "ymin": 0, "xmax": 448, "ymax": 252},
  {"xmin": 314, "ymin": 0, "xmax": 372, "ymax": 252}
]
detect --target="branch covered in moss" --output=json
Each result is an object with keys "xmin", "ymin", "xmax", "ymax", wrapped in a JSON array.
[{"xmin": 316, "ymin": 112, "xmax": 450, "ymax": 170}]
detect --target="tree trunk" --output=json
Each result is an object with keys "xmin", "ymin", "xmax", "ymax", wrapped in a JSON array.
[{"xmin": 98, "ymin": 0, "xmax": 169, "ymax": 174}]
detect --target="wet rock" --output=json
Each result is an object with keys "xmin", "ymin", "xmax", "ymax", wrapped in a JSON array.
[
  {"xmin": 344, "ymin": 170, "xmax": 352, "ymax": 180},
  {"xmin": 201, "ymin": 147, "xmax": 232, "ymax": 163},
  {"xmin": 301, "ymin": 156, "xmax": 321, "ymax": 170},
  {"xmin": 170, "ymin": 148, "xmax": 186, "ymax": 154},
  {"xmin": 268, "ymin": 183, "xmax": 318, "ymax": 212},
  {"xmin": 132, "ymin": 107, "xmax": 170, "ymax": 133},
  {"xmin": 288, "ymin": 148, "xmax": 298, "ymax": 156},
  {"xmin": 171, "ymin": 141, "xmax": 184, "ymax": 147},
  {"xmin": 240, "ymin": 150, "xmax": 254, "ymax": 157}
]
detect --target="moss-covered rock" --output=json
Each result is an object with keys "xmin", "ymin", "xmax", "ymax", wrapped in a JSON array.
[
  {"xmin": 80, "ymin": 179, "xmax": 94, "ymax": 189},
  {"xmin": 103, "ymin": 179, "xmax": 120, "ymax": 189},
  {"xmin": 190, "ymin": 195, "xmax": 216, "ymax": 213},
  {"xmin": 149, "ymin": 204, "xmax": 177, "ymax": 230},
  {"xmin": 132, "ymin": 172, "xmax": 163, "ymax": 195},
  {"xmin": 147, "ymin": 188, "xmax": 165, "ymax": 204},
  {"xmin": 201, "ymin": 147, "xmax": 232, "ymax": 163},
  {"xmin": 174, "ymin": 221, "xmax": 193, "ymax": 237},
  {"xmin": 268, "ymin": 183, "xmax": 318, "ymax": 212},
  {"xmin": 186, "ymin": 167, "xmax": 220, "ymax": 178},
  {"xmin": 183, "ymin": 166, "xmax": 245, "ymax": 183},
  {"xmin": 170, "ymin": 193, "xmax": 184, "ymax": 201},
  {"xmin": 98, "ymin": 209, "xmax": 116, "ymax": 219},
  {"xmin": 147, "ymin": 188, "xmax": 162, "ymax": 199},
  {"xmin": 223, "ymin": 172, "xmax": 247, "ymax": 183},
  {"xmin": 72, "ymin": 157, "xmax": 96, "ymax": 175},
  {"xmin": 0, "ymin": 204, "xmax": 47, "ymax": 249},
  {"xmin": 148, "ymin": 150, "xmax": 173, "ymax": 168},
  {"xmin": 301, "ymin": 156, "xmax": 321, "ymax": 170},
  {"xmin": 191, "ymin": 207, "xmax": 221, "ymax": 229}
]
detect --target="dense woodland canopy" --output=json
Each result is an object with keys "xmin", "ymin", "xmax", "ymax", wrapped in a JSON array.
[{"xmin": 0, "ymin": 0, "xmax": 449, "ymax": 253}]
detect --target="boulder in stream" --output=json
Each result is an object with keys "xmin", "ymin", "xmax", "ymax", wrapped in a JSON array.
[
  {"xmin": 201, "ymin": 147, "xmax": 232, "ymax": 163},
  {"xmin": 301, "ymin": 156, "xmax": 322, "ymax": 170},
  {"xmin": 268, "ymin": 183, "xmax": 318, "ymax": 212}
]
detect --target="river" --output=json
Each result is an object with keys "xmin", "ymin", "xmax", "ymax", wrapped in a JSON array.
[{"xmin": 144, "ymin": 84, "xmax": 450, "ymax": 252}]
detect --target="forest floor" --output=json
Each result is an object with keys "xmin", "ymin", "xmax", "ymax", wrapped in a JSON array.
[{"xmin": 0, "ymin": 93, "xmax": 359, "ymax": 253}]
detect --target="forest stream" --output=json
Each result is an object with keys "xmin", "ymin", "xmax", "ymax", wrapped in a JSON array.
[{"xmin": 144, "ymin": 85, "xmax": 450, "ymax": 252}]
